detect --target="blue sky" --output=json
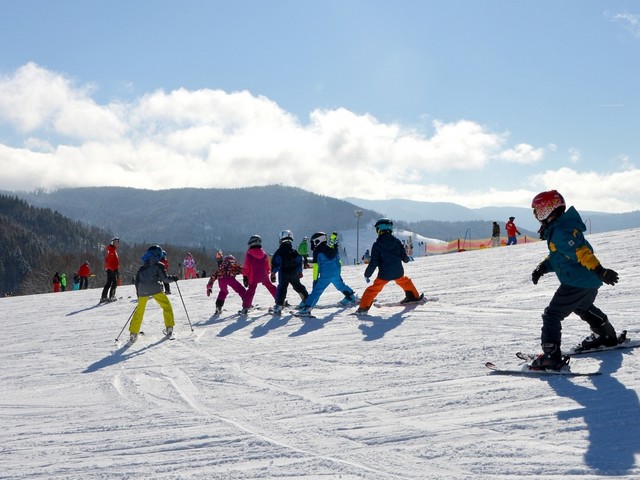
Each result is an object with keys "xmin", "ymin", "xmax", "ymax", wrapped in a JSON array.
[{"xmin": 1, "ymin": 1, "xmax": 639, "ymax": 212}]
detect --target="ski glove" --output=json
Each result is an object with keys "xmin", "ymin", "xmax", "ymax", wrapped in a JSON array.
[
  {"xmin": 270, "ymin": 273, "xmax": 276, "ymax": 283},
  {"xmin": 243, "ymin": 276, "xmax": 249, "ymax": 288},
  {"xmin": 364, "ymin": 276, "xmax": 371, "ymax": 284},
  {"xmin": 170, "ymin": 275, "xmax": 179, "ymax": 282},
  {"xmin": 595, "ymin": 265, "xmax": 619, "ymax": 285},
  {"xmin": 206, "ymin": 287, "xmax": 212, "ymax": 297},
  {"xmin": 531, "ymin": 263, "xmax": 547, "ymax": 285}
]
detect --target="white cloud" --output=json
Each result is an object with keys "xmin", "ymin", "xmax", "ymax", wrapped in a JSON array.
[
  {"xmin": 1, "ymin": 63, "xmax": 639, "ymax": 213},
  {"xmin": 608, "ymin": 11, "xmax": 640, "ymax": 38}
]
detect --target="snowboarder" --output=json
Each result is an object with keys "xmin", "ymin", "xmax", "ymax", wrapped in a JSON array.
[
  {"xmin": 355, "ymin": 218, "xmax": 423, "ymax": 314},
  {"xmin": 529, "ymin": 190, "xmax": 620, "ymax": 370},
  {"xmin": 505, "ymin": 217, "xmax": 521, "ymax": 245},
  {"xmin": 206, "ymin": 254, "xmax": 247, "ymax": 315},
  {"xmin": 270, "ymin": 230, "xmax": 309, "ymax": 315},
  {"xmin": 241, "ymin": 235, "xmax": 277, "ymax": 315},
  {"xmin": 297, "ymin": 232, "xmax": 357, "ymax": 315},
  {"xmin": 128, "ymin": 245, "xmax": 179, "ymax": 344},
  {"xmin": 100, "ymin": 237, "xmax": 120, "ymax": 303}
]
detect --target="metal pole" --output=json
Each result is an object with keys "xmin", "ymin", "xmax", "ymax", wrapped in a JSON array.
[
  {"xmin": 115, "ymin": 306, "xmax": 137, "ymax": 343},
  {"xmin": 174, "ymin": 280, "xmax": 194, "ymax": 331}
]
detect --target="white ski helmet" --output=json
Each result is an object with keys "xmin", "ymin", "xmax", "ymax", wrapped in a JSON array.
[{"xmin": 279, "ymin": 229, "xmax": 293, "ymax": 244}]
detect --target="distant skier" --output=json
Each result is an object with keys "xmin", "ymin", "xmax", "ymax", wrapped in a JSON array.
[
  {"xmin": 160, "ymin": 251, "xmax": 172, "ymax": 294},
  {"xmin": 270, "ymin": 230, "xmax": 309, "ymax": 315},
  {"xmin": 129, "ymin": 245, "xmax": 179, "ymax": 344},
  {"xmin": 60, "ymin": 273, "xmax": 67, "ymax": 292},
  {"xmin": 206, "ymin": 254, "xmax": 247, "ymax": 315},
  {"xmin": 529, "ymin": 190, "xmax": 620, "ymax": 370},
  {"xmin": 100, "ymin": 237, "xmax": 120, "ymax": 303},
  {"xmin": 297, "ymin": 232, "xmax": 357, "ymax": 315},
  {"xmin": 52, "ymin": 272, "xmax": 61, "ymax": 293},
  {"xmin": 505, "ymin": 217, "xmax": 521, "ymax": 245},
  {"xmin": 183, "ymin": 253, "xmax": 197, "ymax": 279},
  {"xmin": 491, "ymin": 222, "xmax": 501, "ymax": 247},
  {"xmin": 77, "ymin": 261, "xmax": 91, "ymax": 289},
  {"xmin": 241, "ymin": 235, "xmax": 277, "ymax": 315},
  {"xmin": 298, "ymin": 237, "xmax": 310, "ymax": 268},
  {"xmin": 355, "ymin": 218, "xmax": 423, "ymax": 314}
]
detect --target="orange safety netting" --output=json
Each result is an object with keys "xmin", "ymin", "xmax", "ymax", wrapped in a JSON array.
[{"xmin": 426, "ymin": 236, "xmax": 539, "ymax": 255}]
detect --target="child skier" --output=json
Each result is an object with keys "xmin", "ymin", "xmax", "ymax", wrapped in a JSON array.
[
  {"xmin": 206, "ymin": 254, "xmax": 247, "ymax": 315},
  {"xmin": 297, "ymin": 232, "xmax": 357, "ymax": 315},
  {"xmin": 270, "ymin": 230, "xmax": 309, "ymax": 315},
  {"xmin": 241, "ymin": 235, "xmax": 277, "ymax": 315},
  {"xmin": 129, "ymin": 245, "xmax": 179, "ymax": 344},
  {"xmin": 355, "ymin": 218, "xmax": 423, "ymax": 314},
  {"xmin": 529, "ymin": 190, "xmax": 620, "ymax": 370}
]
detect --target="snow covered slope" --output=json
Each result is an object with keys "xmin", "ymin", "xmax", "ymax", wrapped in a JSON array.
[{"xmin": 2, "ymin": 228, "xmax": 639, "ymax": 479}]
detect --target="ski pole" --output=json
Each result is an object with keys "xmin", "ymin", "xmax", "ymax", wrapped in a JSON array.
[
  {"xmin": 174, "ymin": 280, "xmax": 194, "ymax": 331},
  {"xmin": 115, "ymin": 305, "xmax": 137, "ymax": 343}
]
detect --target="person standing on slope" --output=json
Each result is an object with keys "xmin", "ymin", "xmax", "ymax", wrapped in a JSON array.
[
  {"xmin": 491, "ymin": 222, "xmax": 501, "ymax": 247},
  {"xmin": 505, "ymin": 217, "xmax": 521, "ymax": 245},
  {"xmin": 129, "ymin": 245, "xmax": 179, "ymax": 344},
  {"xmin": 183, "ymin": 253, "xmax": 197, "ymax": 279},
  {"xmin": 355, "ymin": 218, "xmax": 423, "ymax": 314},
  {"xmin": 206, "ymin": 254, "xmax": 247, "ymax": 315},
  {"xmin": 100, "ymin": 237, "xmax": 120, "ymax": 303},
  {"xmin": 297, "ymin": 232, "xmax": 357, "ymax": 315},
  {"xmin": 270, "ymin": 230, "xmax": 309, "ymax": 315},
  {"xmin": 529, "ymin": 190, "xmax": 621, "ymax": 370},
  {"xmin": 77, "ymin": 261, "xmax": 91, "ymax": 289},
  {"xmin": 241, "ymin": 235, "xmax": 277, "ymax": 315}
]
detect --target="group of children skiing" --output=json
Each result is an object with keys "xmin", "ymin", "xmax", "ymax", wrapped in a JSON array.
[{"xmin": 123, "ymin": 189, "xmax": 624, "ymax": 373}]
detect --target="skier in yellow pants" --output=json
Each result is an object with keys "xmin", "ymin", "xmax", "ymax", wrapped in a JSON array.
[{"xmin": 129, "ymin": 245, "xmax": 178, "ymax": 344}]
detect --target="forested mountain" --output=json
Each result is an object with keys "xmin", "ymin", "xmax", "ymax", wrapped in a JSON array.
[{"xmin": 13, "ymin": 186, "xmax": 382, "ymax": 253}]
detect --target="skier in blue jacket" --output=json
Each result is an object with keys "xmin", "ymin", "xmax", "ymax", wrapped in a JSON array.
[
  {"xmin": 297, "ymin": 232, "xmax": 357, "ymax": 315},
  {"xmin": 529, "ymin": 190, "xmax": 620, "ymax": 370}
]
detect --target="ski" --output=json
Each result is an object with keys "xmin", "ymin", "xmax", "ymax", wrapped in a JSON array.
[
  {"xmin": 485, "ymin": 361, "xmax": 600, "ymax": 377},
  {"xmin": 517, "ymin": 330, "xmax": 638, "ymax": 359},
  {"xmin": 372, "ymin": 295, "xmax": 436, "ymax": 308},
  {"xmin": 293, "ymin": 311, "xmax": 316, "ymax": 319}
]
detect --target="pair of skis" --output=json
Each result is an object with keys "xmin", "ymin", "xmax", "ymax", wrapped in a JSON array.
[{"xmin": 486, "ymin": 331, "xmax": 639, "ymax": 377}]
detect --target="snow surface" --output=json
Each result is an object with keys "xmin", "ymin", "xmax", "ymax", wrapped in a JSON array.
[{"xmin": 2, "ymin": 229, "xmax": 640, "ymax": 479}]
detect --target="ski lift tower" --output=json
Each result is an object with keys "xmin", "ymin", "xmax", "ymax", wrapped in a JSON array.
[{"xmin": 354, "ymin": 210, "xmax": 363, "ymax": 265}]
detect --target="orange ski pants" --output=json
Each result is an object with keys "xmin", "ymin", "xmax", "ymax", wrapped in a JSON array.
[{"xmin": 359, "ymin": 276, "xmax": 419, "ymax": 309}]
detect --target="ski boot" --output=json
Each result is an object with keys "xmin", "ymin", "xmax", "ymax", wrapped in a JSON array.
[
  {"xmin": 400, "ymin": 292, "xmax": 424, "ymax": 304},
  {"xmin": 581, "ymin": 322, "xmax": 618, "ymax": 350},
  {"xmin": 529, "ymin": 343, "xmax": 568, "ymax": 371}
]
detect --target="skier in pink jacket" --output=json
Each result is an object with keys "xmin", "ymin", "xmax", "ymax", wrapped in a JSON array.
[{"xmin": 241, "ymin": 235, "xmax": 277, "ymax": 315}]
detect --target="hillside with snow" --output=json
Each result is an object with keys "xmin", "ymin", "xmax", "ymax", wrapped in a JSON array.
[{"xmin": 2, "ymin": 228, "xmax": 639, "ymax": 479}]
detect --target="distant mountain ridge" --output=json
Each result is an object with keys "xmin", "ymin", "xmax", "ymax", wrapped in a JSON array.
[{"xmin": 344, "ymin": 197, "xmax": 640, "ymax": 233}]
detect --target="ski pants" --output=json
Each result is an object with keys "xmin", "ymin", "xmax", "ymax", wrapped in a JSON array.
[
  {"xmin": 130, "ymin": 292, "xmax": 175, "ymax": 334},
  {"xmin": 540, "ymin": 285, "xmax": 608, "ymax": 346},
  {"xmin": 101, "ymin": 269, "xmax": 119, "ymax": 299},
  {"xmin": 243, "ymin": 279, "xmax": 277, "ymax": 308},
  {"xmin": 217, "ymin": 277, "xmax": 247, "ymax": 304},
  {"xmin": 276, "ymin": 273, "xmax": 309, "ymax": 306},
  {"xmin": 359, "ymin": 276, "xmax": 419, "ymax": 309},
  {"xmin": 305, "ymin": 273, "xmax": 354, "ymax": 308},
  {"xmin": 184, "ymin": 267, "xmax": 197, "ymax": 279}
]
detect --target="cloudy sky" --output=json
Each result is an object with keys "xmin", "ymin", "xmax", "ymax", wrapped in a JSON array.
[{"xmin": 1, "ymin": 1, "xmax": 639, "ymax": 212}]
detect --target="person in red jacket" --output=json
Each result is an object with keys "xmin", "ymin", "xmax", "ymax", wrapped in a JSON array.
[
  {"xmin": 505, "ymin": 216, "xmax": 521, "ymax": 245},
  {"xmin": 100, "ymin": 237, "xmax": 120, "ymax": 303},
  {"xmin": 77, "ymin": 261, "xmax": 91, "ymax": 290}
]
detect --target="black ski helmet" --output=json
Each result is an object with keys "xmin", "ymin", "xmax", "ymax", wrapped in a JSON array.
[
  {"xmin": 375, "ymin": 218, "xmax": 393, "ymax": 234},
  {"xmin": 310, "ymin": 232, "xmax": 327, "ymax": 251},
  {"xmin": 248, "ymin": 234, "xmax": 262, "ymax": 247}
]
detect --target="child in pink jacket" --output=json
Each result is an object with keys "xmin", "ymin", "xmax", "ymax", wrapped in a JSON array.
[
  {"xmin": 206, "ymin": 254, "xmax": 246, "ymax": 315},
  {"xmin": 241, "ymin": 235, "xmax": 277, "ymax": 314}
]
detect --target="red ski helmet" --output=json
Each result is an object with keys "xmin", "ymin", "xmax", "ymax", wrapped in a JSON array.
[{"xmin": 531, "ymin": 190, "xmax": 566, "ymax": 222}]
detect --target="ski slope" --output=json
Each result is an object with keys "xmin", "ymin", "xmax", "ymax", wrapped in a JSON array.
[{"xmin": 2, "ymin": 228, "xmax": 639, "ymax": 479}]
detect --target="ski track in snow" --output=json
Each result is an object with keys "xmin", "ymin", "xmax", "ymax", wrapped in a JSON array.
[{"xmin": 2, "ymin": 228, "xmax": 640, "ymax": 478}]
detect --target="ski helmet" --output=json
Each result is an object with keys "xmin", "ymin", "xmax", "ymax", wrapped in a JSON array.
[
  {"xmin": 142, "ymin": 244, "xmax": 163, "ymax": 262},
  {"xmin": 531, "ymin": 190, "xmax": 566, "ymax": 222},
  {"xmin": 248, "ymin": 234, "xmax": 262, "ymax": 247},
  {"xmin": 111, "ymin": 236, "xmax": 120, "ymax": 244},
  {"xmin": 310, "ymin": 232, "xmax": 327, "ymax": 251},
  {"xmin": 375, "ymin": 218, "xmax": 393, "ymax": 234},
  {"xmin": 223, "ymin": 254, "xmax": 236, "ymax": 263},
  {"xmin": 279, "ymin": 229, "xmax": 293, "ymax": 244}
]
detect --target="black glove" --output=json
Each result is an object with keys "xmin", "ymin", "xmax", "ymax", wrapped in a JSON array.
[
  {"xmin": 206, "ymin": 287, "xmax": 212, "ymax": 297},
  {"xmin": 595, "ymin": 265, "xmax": 619, "ymax": 285},
  {"xmin": 270, "ymin": 273, "xmax": 276, "ymax": 283},
  {"xmin": 170, "ymin": 275, "xmax": 179, "ymax": 282},
  {"xmin": 243, "ymin": 276, "xmax": 249, "ymax": 288},
  {"xmin": 532, "ymin": 263, "xmax": 547, "ymax": 285}
]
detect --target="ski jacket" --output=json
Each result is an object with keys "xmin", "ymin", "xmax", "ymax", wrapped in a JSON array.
[
  {"xmin": 135, "ymin": 257, "xmax": 174, "ymax": 297},
  {"xmin": 271, "ymin": 241, "xmax": 303, "ymax": 276},
  {"xmin": 104, "ymin": 244, "xmax": 119, "ymax": 271},
  {"xmin": 207, "ymin": 259, "xmax": 243, "ymax": 287},
  {"xmin": 183, "ymin": 255, "xmax": 196, "ymax": 268},
  {"xmin": 242, "ymin": 246, "xmax": 272, "ymax": 284},
  {"xmin": 538, "ymin": 206, "xmax": 603, "ymax": 289},
  {"xmin": 364, "ymin": 232, "xmax": 410, "ymax": 281},
  {"xmin": 311, "ymin": 243, "xmax": 341, "ymax": 281},
  {"xmin": 492, "ymin": 223, "xmax": 500, "ymax": 237},
  {"xmin": 505, "ymin": 220, "xmax": 521, "ymax": 237},
  {"xmin": 78, "ymin": 263, "xmax": 91, "ymax": 277},
  {"xmin": 297, "ymin": 240, "xmax": 309, "ymax": 256}
]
